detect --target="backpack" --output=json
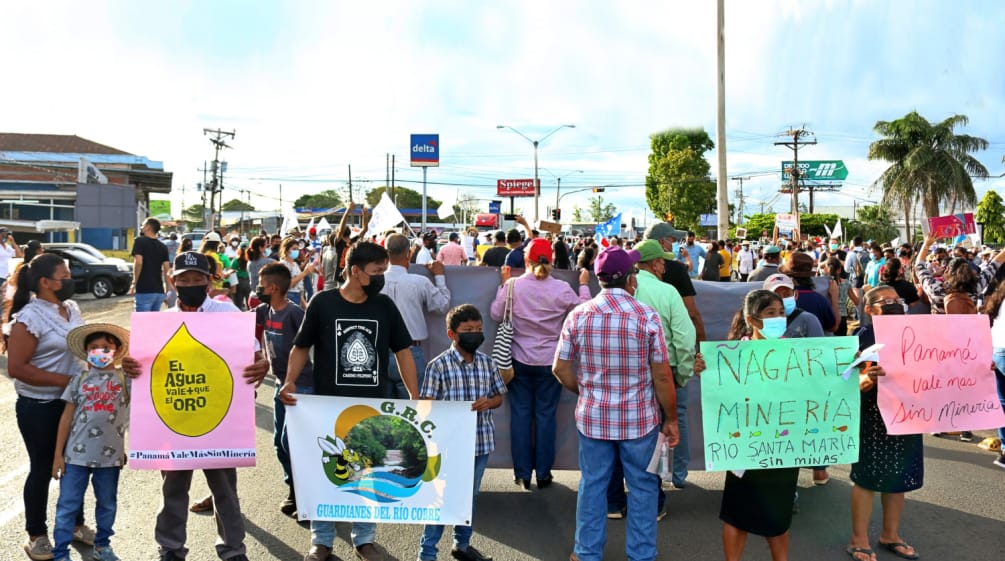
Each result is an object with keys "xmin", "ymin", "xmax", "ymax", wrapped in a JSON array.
[{"xmin": 943, "ymin": 292, "xmax": 977, "ymax": 315}]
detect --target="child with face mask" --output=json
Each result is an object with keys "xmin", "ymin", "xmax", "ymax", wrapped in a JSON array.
[
  {"xmin": 416, "ymin": 304, "xmax": 507, "ymax": 561},
  {"xmin": 51, "ymin": 324, "xmax": 131, "ymax": 561}
]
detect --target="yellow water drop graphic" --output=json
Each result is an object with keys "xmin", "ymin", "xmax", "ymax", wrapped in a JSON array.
[{"xmin": 151, "ymin": 323, "xmax": 233, "ymax": 437}]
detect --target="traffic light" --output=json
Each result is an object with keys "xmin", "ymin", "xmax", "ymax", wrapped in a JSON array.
[
  {"xmin": 592, "ymin": 187, "xmax": 605, "ymax": 193},
  {"xmin": 552, "ymin": 208, "xmax": 561, "ymax": 221},
  {"xmin": 665, "ymin": 212, "xmax": 674, "ymax": 222}
]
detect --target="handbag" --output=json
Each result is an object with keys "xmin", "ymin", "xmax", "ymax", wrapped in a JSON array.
[{"xmin": 492, "ymin": 279, "xmax": 516, "ymax": 383}]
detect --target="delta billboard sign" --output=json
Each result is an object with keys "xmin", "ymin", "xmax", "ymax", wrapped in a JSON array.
[
  {"xmin": 497, "ymin": 179, "xmax": 540, "ymax": 197},
  {"xmin": 410, "ymin": 134, "xmax": 439, "ymax": 167}
]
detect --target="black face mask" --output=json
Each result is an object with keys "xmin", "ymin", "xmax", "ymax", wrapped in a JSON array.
[
  {"xmin": 456, "ymin": 332, "xmax": 485, "ymax": 354},
  {"xmin": 879, "ymin": 303, "xmax": 906, "ymax": 315},
  {"xmin": 361, "ymin": 273, "xmax": 385, "ymax": 297},
  {"xmin": 176, "ymin": 285, "xmax": 208, "ymax": 308},
  {"xmin": 255, "ymin": 286, "xmax": 271, "ymax": 306},
  {"xmin": 53, "ymin": 278, "xmax": 76, "ymax": 301}
]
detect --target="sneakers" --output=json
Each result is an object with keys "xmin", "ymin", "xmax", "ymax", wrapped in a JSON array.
[
  {"xmin": 305, "ymin": 545, "xmax": 332, "ymax": 561},
  {"xmin": 355, "ymin": 543, "xmax": 384, "ymax": 561},
  {"xmin": 606, "ymin": 507, "xmax": 625, "ymax": 519},
  {"xmin": 451, "ymin": 545, "xmax": 492, "ymax": 561},
  {"xmin": 281, "ymin": 487, "xmax": 298, "ymax": 517},
  {"xmin": 513, "ymin": 477, "xmax": 531, "ymax": 490},
  {"xmin": 536, "ymin": 475, "xmax": 554, "ymax": 489},
  {"xmin": 92, "ymin": 546, "xmax": 120, "ymax": 561},
  {"xmin": 656, "ymin": 505, "xmax": 668, "ymax": 522},
  {"xmin": 812, "ymin": 468, "xmax": 830, "ymax": 486},
  {"xmin": 959, "ymin": 431, "xmax": 974, "ymax": 442},
  {"xmin": 994, "ymin": 455, "xmax": 1005, "ymax": 469},
  {"xmin": 73, "ymin": 525, "xmax": 96, "ymax": 546},
  {"xmin": 24, "ymin": 535, "xmax": 54, "ymax": 561},
  {"xmin": 978, "ymin": 437, "xmax": 1001, "ymax": 452}
]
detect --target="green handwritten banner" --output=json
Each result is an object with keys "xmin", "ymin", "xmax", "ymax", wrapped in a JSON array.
[{"xmin": 700, "ymin": 337, "xmax": 860, "ymax": 471}]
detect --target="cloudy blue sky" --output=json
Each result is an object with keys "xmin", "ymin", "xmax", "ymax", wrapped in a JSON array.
[{"xmin": 2, "ymin": 0, "xmax": 1003, "ymax": 222}]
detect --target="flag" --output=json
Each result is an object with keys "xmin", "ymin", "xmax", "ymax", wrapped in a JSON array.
[
  {"xmin": 279, "ymin": 206, "xmax": 300, "ymax": 236},
  {"xmin": 594, "ymin": 213, "xmax": 622, "ymax": 247},
  {"xmin": 361, "ymin": 192, "xmax": 407, "ymax": 239},
  {"xmin": 305, "ymin": 217, "xmax": 316, "ymax": 233},
  {"xmin": 823, "ymin": 223, "xmax": 832, "ymax": 238},
  {"xmin": 437, "ymin": 191, "xmax": 457, "ymax": 221},
  {"xmin": 831, "ymin": 219, "xmax": 843, "ymax": 240},
  {"xmin": 316, "ymin": 217, "xmax": 332, "ymax": 232}
]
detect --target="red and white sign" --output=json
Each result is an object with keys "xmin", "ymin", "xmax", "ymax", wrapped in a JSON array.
[{"xmin": 496, "ymin": 179, "xmax": 539, "ymax": 197}]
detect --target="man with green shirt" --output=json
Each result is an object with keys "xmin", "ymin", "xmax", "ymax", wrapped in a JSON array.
[
  {"xmin": 634, "ymin": 240, "xmax": 697, "ymax": 489},
  {"xmin": 606, "ymin": 239, "xmax": 699, "ymax": 519}
]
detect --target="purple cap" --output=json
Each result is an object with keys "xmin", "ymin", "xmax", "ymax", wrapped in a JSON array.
[{"xmin": 594, "ymin": 246, "xmax": 640, "ymax": 280}]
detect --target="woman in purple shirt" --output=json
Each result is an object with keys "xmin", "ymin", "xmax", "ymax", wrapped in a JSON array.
[{"xmin": 491, "ymin": 238, "xmax": 591, "ymax": 489}]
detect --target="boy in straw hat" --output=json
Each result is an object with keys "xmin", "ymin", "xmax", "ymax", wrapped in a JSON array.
[{"xmin": 52, "ymin": 323, "xmax": 131, "ymax": 561}]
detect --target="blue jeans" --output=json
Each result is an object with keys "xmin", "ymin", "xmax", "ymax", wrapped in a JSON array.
[
  {"xmin": 134, "ymin": 292, "xmax": 165, "ymax": 312},
  {"xmin": 508, "ymin": 360, "xmax": 562, "ymax": 480},
  {"xmin": 577, "ymin": 428, "xmax": 660, "ymax": 561},
  {"xmin": 994, "ymin": 348, "xmax": 1005, "ymax": 442},
  {"xmin": 418, "ymin": 453, "xmax": 489, "ymax": 560},
  {"xmin": 673, "ymin": 384, "xmax": 689, "ymax": 486},
  {"xmin": 606, "ymin": 448, "xmax": 665, "ymax": 514},
  {"xmin": 52, "ymin": 465, "xmax": 120, "ymax": 558},
  {"xmin": 311, "ymin": 520, "xmax": 376, "ymax": 549},
  {"xmin": 387, "ymin": 345, "xmax": 426, "ymax": 399},
  {"xmin": 274, "ymin": 384, "xmax": 312, "ymax": 488}
]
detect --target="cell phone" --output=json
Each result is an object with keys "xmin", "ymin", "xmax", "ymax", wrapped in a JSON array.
[{"xmin": 503, "ymin": 213, "xmax": 517, "ymax": 220}]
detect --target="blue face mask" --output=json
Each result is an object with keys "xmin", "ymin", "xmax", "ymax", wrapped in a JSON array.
[
  {"xmin": 289, "ymin": 250, "xmax": 300, "ymax": 260},
  {"xmin": 782, "ymin": 296, "xmax": 796, "ymax": 316},
  {"xmin": 759, "ymin": 316, "xmax": 787, "ymax": 339},
  {"xmin": 830, "ymin": 243, "xmax": 839, "ymax": 251}
]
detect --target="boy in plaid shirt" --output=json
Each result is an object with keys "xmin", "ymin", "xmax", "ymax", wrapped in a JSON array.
[{"xmin": 417, "ymin": 304, "xmax": 507, "ymax": 561}]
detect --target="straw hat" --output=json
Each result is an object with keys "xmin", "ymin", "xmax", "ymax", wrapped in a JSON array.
[{"xmin": 66, "ymin": 323, "xmax": 131, "ymax": 363}]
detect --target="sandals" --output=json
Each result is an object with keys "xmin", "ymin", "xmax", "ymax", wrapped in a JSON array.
[
  {"xmin": 879, "ymin": 541, "xmax": 920, "ymax": 560},
  {"xmin": 189, "ymin": 495, "xmax": 214, "ymax": 513},
  {"xmin": 846, "ymin": 546, "xmax": 876, "ymax": 561}
]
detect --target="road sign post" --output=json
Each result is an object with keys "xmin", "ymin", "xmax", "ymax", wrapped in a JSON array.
[{"xmin": 411, "ymin": 134, "xmax": 439, "ymax": 231}]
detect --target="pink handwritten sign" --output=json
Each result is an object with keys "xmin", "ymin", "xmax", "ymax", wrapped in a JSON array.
[
  {"xmin": 128, "ymin": 312, "xmax": 257, "ymax": 469},
  {"xmin": 873, "ymin": 315, "xmax": 1005, "ymax": 435}
]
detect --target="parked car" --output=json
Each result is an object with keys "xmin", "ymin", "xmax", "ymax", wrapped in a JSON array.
[
  {"xmin": 181, "ymin": 231, "xmax": 207, "ymax": 247},
  {"xmin": 42, "ymin": 242, "xmax": 130, "ymax": 266},
  {"xmin": 43, "ymin": 247, "xmax": 132, "ymax": 298}
]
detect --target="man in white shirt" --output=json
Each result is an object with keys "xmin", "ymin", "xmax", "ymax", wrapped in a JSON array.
[
  {"xmin": 414, "ymin": 232, "xmax": 438, "ymax": 265},
  {"xmin": 382, "ymin": 234, "xmax": 451, "ymax": 398},
  {"xmin": 0, "ymin": 227, "xmax": 24, "ymax": 286},
  {"xmin": 736, "ymin": 241, "xmax": 755, "ymax": 282}
]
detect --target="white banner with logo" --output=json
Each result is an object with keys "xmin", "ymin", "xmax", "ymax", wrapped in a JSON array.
[{"xmin": 286, "ymin": 395, "xmax": 476, "ymax": 525}]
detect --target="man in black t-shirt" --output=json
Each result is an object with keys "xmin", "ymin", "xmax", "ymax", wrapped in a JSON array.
[
  {"xmin": 280, "ymin": 241, "xmax": 415, "ymax": 561},
  {"xmin": 130, "ymin": 217, "xmax": 171, "ymax": 311},
  {"xmin": 481, "ymin": 230, "xmax": 509, "ymax": 267}
]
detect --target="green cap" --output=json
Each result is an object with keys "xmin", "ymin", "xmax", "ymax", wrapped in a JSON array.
[
  {"xmin": 635, "ymin": 239, "xmax": 675, "ymax": 262},
  {"xmin": 763, "ymin": 245, "xmax": 781, "ymax": 255}
]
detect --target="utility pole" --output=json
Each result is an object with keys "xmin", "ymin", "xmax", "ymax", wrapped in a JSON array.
[
  {"xmin": 386, "ymin": 153, "xmax": 391, "ymax": 202},
  {"xmin": 347, "ymin": 164, "xmax": 353, "ymax": 204},
  {"xmin": 775, "ymin": 127, "xmax": 816, "ymax": 231},
  {"xmin": 203, "ymin": 128, "xmax": 235, "ymax": 232},
  {"xmin": 732, "ymin": 176, "xmax": 749, "ymax": 225},
  {"xmin": 391, "ymin": 155, "xmax": 396, "ymax": 201},
  {"xmin": 714, "ymin": 0, "xmax": 729, "ymax": 241}
]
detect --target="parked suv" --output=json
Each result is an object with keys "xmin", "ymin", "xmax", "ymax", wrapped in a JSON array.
[{"xmin": 43, "ymin": 246, "xmax": 132, "ymax": 298}]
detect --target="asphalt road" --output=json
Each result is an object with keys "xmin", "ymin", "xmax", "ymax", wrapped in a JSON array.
[{"xmin": 1, "ymin": 295, "xmax": 1003, "ymax": 561}]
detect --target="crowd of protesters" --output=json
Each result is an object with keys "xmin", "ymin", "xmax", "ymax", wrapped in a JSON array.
[{"xmin": 3, "ymin": 211, "xmax": 1005, "ymax": 561}]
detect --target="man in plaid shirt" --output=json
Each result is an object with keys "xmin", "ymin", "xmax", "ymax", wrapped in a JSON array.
[
  {"xmin": 553, "ymin": 246, "xmax": 680, "ymax": 561},
  {"xmin": 418, "ymin": 304, "xmax": 507, "ymax": 561}
]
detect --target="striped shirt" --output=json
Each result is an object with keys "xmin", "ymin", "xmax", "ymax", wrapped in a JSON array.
[
  {"xmin": 421, "ymin": 346, "xmax": 508, "ymax": 455},
  {"xmin": 556, "ymin": 288, "xmax": 669, "ymax": 440},
  {"xmin": 915, "ymin": 260, "xmax": 999, "ymax": 314}
]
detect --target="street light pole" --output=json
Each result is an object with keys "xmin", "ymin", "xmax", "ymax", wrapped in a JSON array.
[
  {"xmin": 497, "ymin": 124, "xmax": 576, "ymax": 222},
  {"xmin": 544, "ymin": 169, "xmax": 583, "ymax": 220}
]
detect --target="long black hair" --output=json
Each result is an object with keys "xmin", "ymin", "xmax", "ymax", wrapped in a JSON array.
[
  {"xmin": 985, "ymin": 280, "xmax": 1005, "ymax": 327},
  {"xmin": 9, "ymin": 253, "xmax": 64, "ymax": 320}
]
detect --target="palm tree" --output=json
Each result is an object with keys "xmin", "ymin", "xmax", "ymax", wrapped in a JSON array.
[{"xmin": 868, "ymin": 111, "xmax": 989, "ymax": 241}]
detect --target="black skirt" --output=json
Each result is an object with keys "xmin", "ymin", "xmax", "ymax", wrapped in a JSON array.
[
  {"xmin": 850, "ymin": 388, "xmax": 924, "ymax": 493},
  {"xmin": 719, "ymin": 467, "xmax": 799, "ymax": 537}
]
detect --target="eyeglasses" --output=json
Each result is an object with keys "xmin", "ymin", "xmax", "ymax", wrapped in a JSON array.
[{"xmin": 870, "ymin": 298, "xmax": 905, "ymax": 307}]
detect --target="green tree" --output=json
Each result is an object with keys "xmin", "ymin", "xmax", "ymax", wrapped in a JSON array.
[
  {"xmin": 294, "ymin": 189, "xmax": 343, "ymax": 210},
  {"xmin": 586, "ymin": 195, "xmax": 617, "ymax": 223},
  {"xmin": 645, "ymin": 128, "xmax": 716, "ymax": 233},
  {"xmin": 365, "ymin": 186, "xmax": 441, "ymax": 210},
  {"xmin": 847, "ymin": 205, "xmax": 899, "ymax": 243},
  {"xmin": 221, "ymin": 198, "xmax": 255, "ymax": 211},
  {"xmin": 868, "ymin": 111, "xmax": 989, "ymax": 241},
  {"xmin": 975, "ymin": 189, "xmax": 1005, "ymax": 244},
  {"xmin": 571, "ymin": 205, "xmax": 584, "ymax": 222}
]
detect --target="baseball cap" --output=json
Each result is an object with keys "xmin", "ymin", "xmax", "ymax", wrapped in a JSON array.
[
  {"xmin": 172, "ymin": 251, "xmax": 211, "ymax": 277},
  {"xmin": 204, "ymin": 232, "xmax": 222, "ymax": 243},
  {"xmin": 763, "ymin": 273, "xmax": 794, "ymax": 293},
  {"xmin": 526, "ymin": 238, "xmax": 553, "ymax": 265},
  {"xmin": 634, "ymin": 239, "xmax": 674, "ymax": 262},
  {"xmin": 595, "ymin": 246, "xmax": 640, "ymax": 280},
  {"xmin": 0, "ymin": 227, "xmax": 8, "ymax": 233},
  {"xmin": 763, "ymin": 245, "xmax": 781, "ymax": 255},
  {"xmin": 309, "ymin": 227, "xmax": 317, "ymax": 235},
  {"xmin": 643, "ymin": 222, "xmax": 687, "ymax": 242}
]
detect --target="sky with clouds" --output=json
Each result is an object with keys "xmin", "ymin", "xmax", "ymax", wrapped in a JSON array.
[{"xmin": 3, "ymin": 0, "xmax": 1004, "ymax": 224}]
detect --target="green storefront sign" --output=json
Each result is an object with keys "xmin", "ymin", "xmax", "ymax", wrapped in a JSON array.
[{"xmin": 781, "ymin": 160, "xmax": 848, "ymax": 181}]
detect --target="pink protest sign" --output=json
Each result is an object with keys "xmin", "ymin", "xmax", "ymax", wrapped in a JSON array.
[
  {"xmin": 128, "ymin": 312, "xmax": 257, "ymax": 469},
  {"xmin": 926, "ymin": 213, "xmax": 976, "ymax": 238},
  {"xmin": 873, "ymin": 315, "xmax": 1005, "ymax": 435}
]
